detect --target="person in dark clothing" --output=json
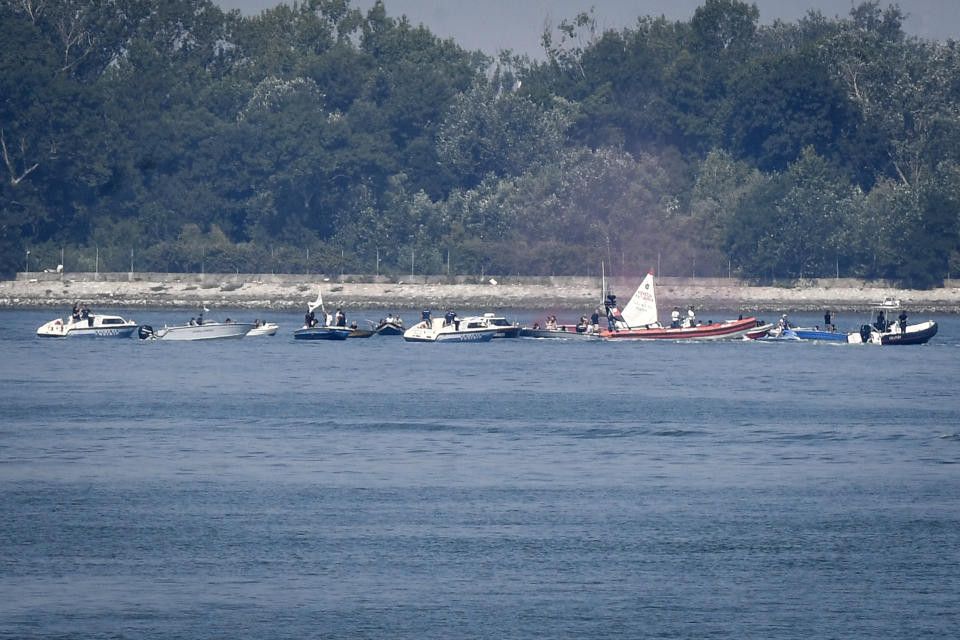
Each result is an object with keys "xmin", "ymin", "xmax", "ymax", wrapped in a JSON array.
[
  {"xmin": 335, "ymin": 308, "xmax": 346, "ymax": 326},
  {"xmin": 824, "ymin": 309, "xmax": 833, "ymax": 331},
  {"xmin": 898, "ymin": 311, "xmax": 908, "ymax": 334},
  {"xmin": 875, "ymin": 310, "xmax": 886, "ymax": 331}
]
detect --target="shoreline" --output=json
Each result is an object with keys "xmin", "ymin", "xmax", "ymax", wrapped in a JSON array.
[{"xmin": 2, "ymin": 273, "xmax": 959, "ymax": 313}]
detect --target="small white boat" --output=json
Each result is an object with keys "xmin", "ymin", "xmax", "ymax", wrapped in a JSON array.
[
  {"xmin": 246, "ymin": 321, "xmax": 279, "ymax": 337},
  {"xmin": 402, "ymin": 311, "xmax": 499, "ymax": 343},
  {"xmin": 37, "ymin": 312, "xmax": 138, "ymax": 338}
]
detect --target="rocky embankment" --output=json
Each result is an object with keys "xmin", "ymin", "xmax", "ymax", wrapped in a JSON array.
[{"xmin": 2, "ymin": 273, "xmax": 959, "ymax": 313}]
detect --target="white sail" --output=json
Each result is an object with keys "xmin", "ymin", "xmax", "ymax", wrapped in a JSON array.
[
  {"xmin": 308, "ymin": 287, "xmax": 324, "ymax": 314},
  {"xmin": 620, "ymin": 272, "xmax": 659, "ymax": 327}
]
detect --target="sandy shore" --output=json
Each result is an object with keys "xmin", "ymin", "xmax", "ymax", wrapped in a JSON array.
[{"xmin": 2, "ymin": 273, "xmax": 959, "ymax": 313}]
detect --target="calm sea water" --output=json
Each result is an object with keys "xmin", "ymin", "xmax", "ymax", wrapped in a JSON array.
[{"xmin": 1, "ymin": 308, "xmax": 958, "ymax": 639}]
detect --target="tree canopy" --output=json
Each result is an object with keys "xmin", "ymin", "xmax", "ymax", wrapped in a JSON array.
[{"xmin": 2, "ymin": 0, "xmax": 958, "ymax": 287}]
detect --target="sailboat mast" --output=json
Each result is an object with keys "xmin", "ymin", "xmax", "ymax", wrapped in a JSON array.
[{"xmin": 601, "ymin": 261, "xmax": 606, "ymax": 306}]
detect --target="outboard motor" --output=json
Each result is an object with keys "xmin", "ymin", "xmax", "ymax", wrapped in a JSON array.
[
  {"xmin": 859, "ymin": 324, "xmax": 872, "ymax": 344},
  {"xmin": 138, "ymin": 324, "xmax": 155, "ymax": 340}
]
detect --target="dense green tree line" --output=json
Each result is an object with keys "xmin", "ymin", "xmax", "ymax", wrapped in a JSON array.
[{"xmin": 2, "ymin": 0, "xmax": 958, "ymax": 286}]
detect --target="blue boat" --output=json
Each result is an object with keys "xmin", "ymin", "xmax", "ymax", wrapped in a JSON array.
[
  {"xmin": 293, "ymin": 326, "xmax": 352, "ymax": 340},
  {"xmin": 791, "ymin": 328, "xmax": 849, "ymax": 342}
]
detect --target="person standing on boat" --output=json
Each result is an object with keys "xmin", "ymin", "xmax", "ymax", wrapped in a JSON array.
[
  {"xmin": 824, "ymin": 309, "xmax": 833, "ymax": 332},
  {"xmin": 335, "ymin": 308, "xmax": 346, "ymax": 326},
  {"xmin": 686, "ymin": 305, "xmax": 696, "ymax": 328},
  {"xmin": 898, "ymin": 311, "xmax": 908, "ymax": 334},
  {"xmin": 876, "ymin": 309, "xmax": 886, "ymax": 331},
  {"xmin": 671, "ymin": 307, "xmax": 681, "ymax": 328},
  {"xmin": 778, "ymin": 314, "xmax": 789, "ymax": 333},
  {"xmin": 590, "ymin": 310, "xmax": 600, "ymax": 333}
]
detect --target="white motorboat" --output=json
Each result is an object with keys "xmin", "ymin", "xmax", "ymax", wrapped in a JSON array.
[
  {"xmin": 402, "ymin": 311, "xmax": 499, "ymax": 342},
  {"xmin": 139, "ymin": 306, "xmax": 253, "ymax": 340},
  {"xmin": 37, "ymin": 312, "xmax": 138, "ymax": 338},
  {"xmin": 246, "ymin": 321, "xmax": 279, "ymax": 337},
  {"xmin": 139, "ymin": 320, "xmax": 253, "ymax": 341},
  {"xmin": 846, "ymin": 300, "xmax": 937, "ymax": 345}
]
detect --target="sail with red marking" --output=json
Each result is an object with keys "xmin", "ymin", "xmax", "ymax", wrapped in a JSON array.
[{"xmin": 620, "ymin": 272, "xmax": 658, "ymax": 327}]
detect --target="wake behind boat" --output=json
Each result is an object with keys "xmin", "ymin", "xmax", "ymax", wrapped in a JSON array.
[{"xmin": 600, "ymin": 272, "xmax": 758, "ymax": 340}]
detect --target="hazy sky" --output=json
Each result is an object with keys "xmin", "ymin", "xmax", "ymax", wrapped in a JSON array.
[{"xmin": 214, "ymin": 1, "xmax": 959, "ymax": 59}]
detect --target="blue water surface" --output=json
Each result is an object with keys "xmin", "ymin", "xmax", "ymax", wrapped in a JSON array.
[{"xmin": 1, "ymin": 308, "xmax": 958, "ymax": 639}]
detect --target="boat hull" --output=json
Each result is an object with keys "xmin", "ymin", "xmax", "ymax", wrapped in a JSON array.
[
  {"xmin": 745, "ymin": 323, "xmax": 773, "ymax": 339},
  {"xmin": 348, "ymin": 328, "xmax": 375, "ymax": 338},
  {"xmin": 492, "ymin": 325, "xmax": 521, "ymax": 338},
  {"xmin": 792, "ymin": 328, "xmax": 848, "ymax": 341},
  {"xmin": 407, "ymin": 330, "xmax": 496, "ymax": 342},
  {"xmin": 880, "ymin": 321, "xmax": 938, "ymax": 345},
  {"xmin": 403, "ymin": 329, "xmax": 497, "ymax": 342},
  {"xmin": 148, "ymin": 322, "xmax": 253, "ymax": 340},
  {"xmin": 601, "ymin": 317, "xmax": 759, "ymax": 340},
  {"xmin": 519, "ymin": 327, "xmax": 600, "ymax": 339},
  {"xmin": 374, "ymin": 321, "xmax": 405, "ymax": 335},
  {"xmin": 293, "ymin": 327, "xmax": 352, "ymax": 340},
  {"xmin": 402, "ymin": 321, "xmax": 497, "ymax": 342}
]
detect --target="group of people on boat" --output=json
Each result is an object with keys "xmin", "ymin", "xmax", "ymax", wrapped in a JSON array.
[
  {"xmin": 531, "ymin": 312, "xmax": 601, "ymax": 334},
  {"xmin": 875, "ymin": 309, "xmax": 909, "ymax": 333},
  {"xmin": 71, "ymin": 303, "xmax": 94, "ymax": 326},
  {"xmin": 670, "ymin": 305, "xmax": 699, "ymax": 328},
  {"xmin": 305, "ymin": 307, "xmax": 346, "ymax": 328},
  {"xmin": 443, "ymin": 310, "xmax": 460, "ymax": 330}
]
